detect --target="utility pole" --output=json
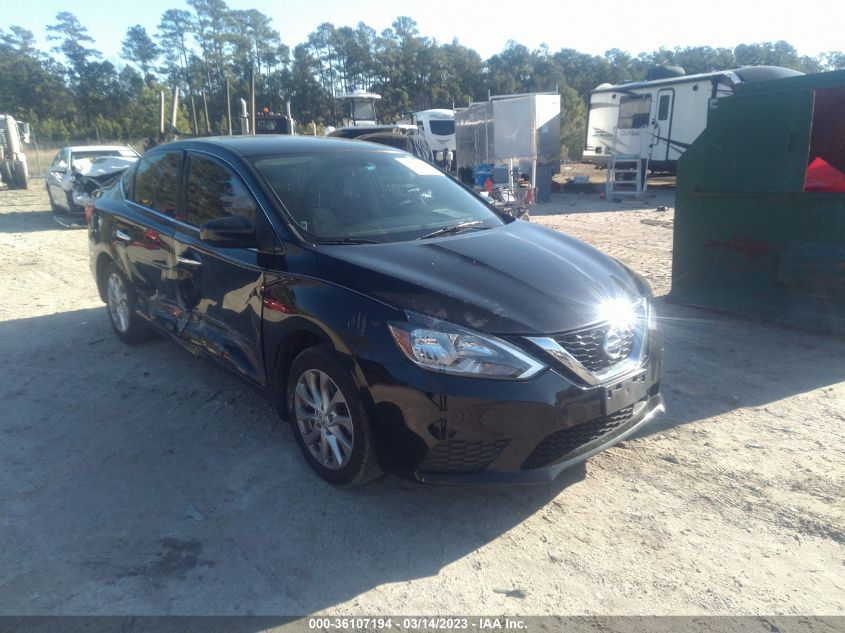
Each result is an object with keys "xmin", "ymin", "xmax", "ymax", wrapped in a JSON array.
[
  {"xmin": 250, "ymin": 68, "xmax": 256, "ymax": 136},
  {"xmin": 225, "ymin": 78, "xmax": 232, "ymax": 136},
  {"xmin": 158, "ymin": 90, "xmax": 165, "ymax": 139}
]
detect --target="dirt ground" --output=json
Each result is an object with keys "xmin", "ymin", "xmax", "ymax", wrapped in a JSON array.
[{"xmin": 0, "ymin": 177, "xmax": 843, "ymax": 616}]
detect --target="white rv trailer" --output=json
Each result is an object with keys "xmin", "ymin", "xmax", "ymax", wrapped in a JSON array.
[
  {"xmin": 409, "ymin": 109, "xmax": 456, "ymax": 161},
  {"xmin": 583, "ymin": 65, "xmax": 802, "ymax": 172}
]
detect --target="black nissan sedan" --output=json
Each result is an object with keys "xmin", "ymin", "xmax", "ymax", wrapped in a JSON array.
[{"xmin": 88, "ymin": 136, "xmax": 663, "ymax": 486}]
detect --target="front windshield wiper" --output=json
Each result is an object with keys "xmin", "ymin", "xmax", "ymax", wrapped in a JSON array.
[
  {"xmin": 417, "ymin": 220, "xmax": 483, "ymax": 240},
  {"xmin": 316, "ymin": 238, "xmax": 381, "ymax": 245}
]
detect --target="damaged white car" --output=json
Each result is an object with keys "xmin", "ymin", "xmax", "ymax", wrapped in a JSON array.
[{"xmin": 46, "ymin": 145, "xmax": 139, "ymax": 215}]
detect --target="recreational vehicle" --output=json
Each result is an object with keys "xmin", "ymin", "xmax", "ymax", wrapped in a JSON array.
[
  {"xmin": 583, "ymin": 65, "xmax": 803, "ymax": 172},
  {"xmin": 410, "ymin": 109, "xmax": 456, "ymax": 164}
]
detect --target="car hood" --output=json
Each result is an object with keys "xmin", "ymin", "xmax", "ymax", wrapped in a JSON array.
[
  {"xmin": 72, "ymin": 156, "xmax": 138, "ymax": 178},
  {"xmin": 315, "ymin": 220, "xmax": 646, "ymax": 335}
]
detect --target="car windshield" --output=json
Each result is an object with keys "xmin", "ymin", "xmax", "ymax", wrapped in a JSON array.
[
  {"xmin": 428, "ymin": 119, "xmax": 455, "ymax": 136},
  {"xmin": 252, "ymin": 150, "xmax": 504, "ymax": 243}
]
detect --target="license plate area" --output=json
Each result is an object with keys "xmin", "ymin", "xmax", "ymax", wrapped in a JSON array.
[{"xmin": 603, "ymin": 370, "xmax": 649, "ymax": 415}]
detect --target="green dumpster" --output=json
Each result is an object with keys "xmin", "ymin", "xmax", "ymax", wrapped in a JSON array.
[{"xmin": 672, "ymin": 69, "xmax": 845, "ymax": 335}]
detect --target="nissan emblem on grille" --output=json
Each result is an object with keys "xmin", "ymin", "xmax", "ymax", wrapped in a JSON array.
[
  {"xmin": 603, "ymin": 325, "xmax": 633, "ymax": 361},
  {"xmin": 552, "ymin": 323, "xmax": 637, "ymax": 373}
]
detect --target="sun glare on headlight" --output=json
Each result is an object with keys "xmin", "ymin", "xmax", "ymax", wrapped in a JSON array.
[{"xmin": 597, "ymin": 297, "xmax": 640, "ymax": 330}]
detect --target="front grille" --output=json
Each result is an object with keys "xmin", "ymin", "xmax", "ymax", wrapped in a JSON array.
[
  {"xmin": 553, "ymin": 323, "xmax": 635, "ymax": 373},
  {"xmin": 419, "ymin": 439, "xmax": 509, "ymax": 473},
  {"xmin": 521, "ymin": 405, "xmax": 635, "ymax": 470}
]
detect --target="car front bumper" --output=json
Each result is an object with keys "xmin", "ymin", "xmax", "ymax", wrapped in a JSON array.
[
  {"xmin": 415, "ymin": 392, "xmax": 664, "ymax": 485},
  {"xmin": 357, "ymin": 333, "xmax": 663, "ymax": 485}
]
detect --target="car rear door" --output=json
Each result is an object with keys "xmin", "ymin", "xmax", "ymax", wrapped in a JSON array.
[
  {"xmin": 171, "ymin": 151, "xmax": 271, "ymax": 385},
  {"xmin": 113, "ymin": 150, "xmax": 182, "ymax": 333}
]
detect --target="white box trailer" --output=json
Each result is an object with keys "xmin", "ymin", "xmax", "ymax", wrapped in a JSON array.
[
  {"xmin": 583, "ymin": 65, "xmax": 803, "ymax": 172},
  {"xmin": 455, "ymin": 93, "xmax": 560, "ymax": 187}
]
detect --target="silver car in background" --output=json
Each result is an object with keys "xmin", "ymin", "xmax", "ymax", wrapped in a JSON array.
[{"xmin": 46, "ymin": 145, "xmax": 139, "ymax": 214}]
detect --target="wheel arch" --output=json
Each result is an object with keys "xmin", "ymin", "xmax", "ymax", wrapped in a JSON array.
[
  {"xmin": 270, "ymin": 321, "xmax": 333, "ymax": 416},
  {"xmin": 94, "ymin": 252, "xmax": 114, "ymax": 302}
]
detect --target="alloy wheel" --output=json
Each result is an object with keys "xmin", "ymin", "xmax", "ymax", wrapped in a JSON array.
[
  {"xmin": 107, "ymin": 272, "xmax": 130, "ymax": 333},
  {"xmin": 293, "ymin": 369, "xmax": 355, "ymax": 470}
]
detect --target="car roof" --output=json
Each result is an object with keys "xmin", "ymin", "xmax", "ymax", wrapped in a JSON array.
[{"xmin": 152, "ymin": 135, "xmax": 400, "ymax": 158}]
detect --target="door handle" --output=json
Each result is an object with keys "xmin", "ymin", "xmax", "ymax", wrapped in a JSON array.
[
  {"xmin": 115, "ymin": 229, "xmax": 131, "ymax": 242},
  {"xmin": 178, "ymin": 255, "xmax": 202, "ymax": 268}
]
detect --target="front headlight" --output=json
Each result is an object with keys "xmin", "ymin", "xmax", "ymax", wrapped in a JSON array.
[{"xmin": 388, "ymin": 312, "xmax": 546, "ymax": 380}]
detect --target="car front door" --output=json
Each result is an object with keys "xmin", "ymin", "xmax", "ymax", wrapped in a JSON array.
[
  {"xmin": 47, "ymin": 149, "xmax": 70, "ymax": 209},
  {"xmin": 171, "ymin": 151, "xmax": 271, "ymax": 385}
]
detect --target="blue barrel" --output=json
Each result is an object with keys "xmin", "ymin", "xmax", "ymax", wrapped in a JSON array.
[{"xmin": 474, "ymin": 164, "xmax": 493, "ymax": 187}]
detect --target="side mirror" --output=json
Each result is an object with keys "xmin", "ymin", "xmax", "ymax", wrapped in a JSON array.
[
  {"xmin": 19, "ymin": 122, "xmax": 31, "ymax": 144},
  {"xmin": 199, "ymin": 215, "xmax": 257, "ymax": 248}
]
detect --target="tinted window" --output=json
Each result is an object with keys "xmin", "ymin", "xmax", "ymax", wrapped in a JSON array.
[
  {"xmin": 256, "ymin": 119, "xmax": 279, "ymax": 132},
  {"xmin": 658, "ymin": 95, "xmax": 671, "ymax": 121},
  {"xmin": 122, "ymin": 163, "xmax": 137, "ymax": 200},
  {"xmin": 131, "ymin": 151, "xmax": 182, "ymax": 216},
  {"xmin": 429, "ymin": 119, "xmax": 455, "ymax": 136},
  {"xmin": 252, "ymin": 150, "xmax": 503, "ymax": 243},
  {"xmin": 183, "ymin": 154, "xmax": 256, "ymax": 227}
]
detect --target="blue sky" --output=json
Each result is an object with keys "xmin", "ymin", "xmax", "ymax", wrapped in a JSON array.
[{"xmin": 10, "ymin": 0, "xmax": 844, "ymax": 67}]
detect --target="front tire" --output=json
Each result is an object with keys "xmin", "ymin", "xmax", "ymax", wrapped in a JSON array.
[
  {"xmin": 104, "ymin": 263, "xmax": 150, "ymax": 345},
  {"xmin": 286, "ymin": 345, "xmax": 381, "ymax": 486},
  {"xmin": 47, "ymin": 186, "xmax": 62, "ymax": 213},
  {"xmin": 65, "ymin": 190, "xmax": 81, "ymax": 214}
]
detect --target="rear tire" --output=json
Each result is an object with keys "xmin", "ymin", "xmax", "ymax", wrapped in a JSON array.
[
  {"xmin": 12, "ymin": 162, "xmax": 27, "ymax": 189},
  {"xmin": 104, "ymin": 262, "xmax": 151, "ymax": 345},
  {"xmin": 286, "ymin": 345, "xmax": 381, "ymax": 486},
  {"xmin": 0, "ymin": 161, "xmax": 11, "ymax": 188}
]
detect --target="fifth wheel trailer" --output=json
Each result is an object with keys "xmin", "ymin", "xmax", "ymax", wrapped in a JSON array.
[{"xmin": 583, "ymin": 66, "xmax": 803, "ymax": 172}]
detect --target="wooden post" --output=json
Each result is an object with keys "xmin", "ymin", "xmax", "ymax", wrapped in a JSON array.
[
  {"xmin": 202, "ymin": 92, "xmax": 211, "ymax": 134},
  {"xmin": 250, "ymin": 68, "xmax": 256, "ymax": 136},
  {"xmin": 159, "ymin": 90, "xmax": 165, "ymax": 137},
  {"xmin": 225, "ymin": 78, "xmax": 232, "ymax": 136},
  {"xmin": 190, "ymin": 93, "xmax": 199, "ymax": 135}
]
